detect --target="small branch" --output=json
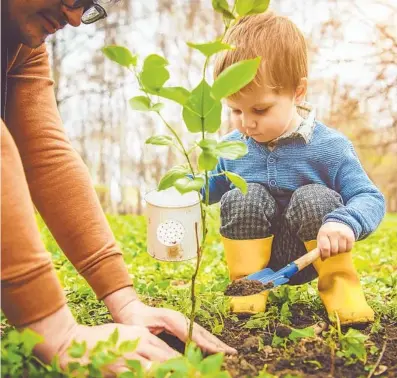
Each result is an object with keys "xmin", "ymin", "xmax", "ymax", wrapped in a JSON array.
[{"xmin": 367, "ymin": 340, "xmax": 387, "ymax": 378}]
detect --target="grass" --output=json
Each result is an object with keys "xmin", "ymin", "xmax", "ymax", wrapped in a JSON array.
[{"xmin": 2, "ymin": 211, "xmax": 396, "ymax": 377}]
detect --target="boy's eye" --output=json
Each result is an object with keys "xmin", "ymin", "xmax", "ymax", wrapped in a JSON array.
[
  {"xmin": 231, "ymin": 109, "xmax": 242, "ymax": 115},
  {"xmin": 254, "ymin": 108, "xmax": 268, "ymax": 115}
]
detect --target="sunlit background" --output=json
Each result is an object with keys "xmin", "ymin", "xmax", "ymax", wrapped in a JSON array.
[{"xmin": 46, "ymin": 0, "xmax": 397, "ymax": 214}]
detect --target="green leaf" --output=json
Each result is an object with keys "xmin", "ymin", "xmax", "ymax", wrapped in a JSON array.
[
  {"xmin": 158, "ymin": 165, "xmax": 191, "ymax": 191},
  {"xmin": 126, "ymin": 359, "xmax": 144, "ymax": 376},
  {"xmin": 183, "ymin": 79, "xmax": 222, "ymax": 133},
  {"xmin": 146, "ymin": 135, "xmax": 173, "ymax": 146},
  {"xmin": 236, "ymin": 0, "xmax": 255, "ymax": 16},
  {"xmin": 109, "ymin": 328, "xmax": 119, "ymax": 346},
  {"xmin": 156, "ymin": 357, "xmax": 189, "ymax": 374},
  {"xmin": 158, "ymin": 87, "xmax": 190, "ymax": 105},
  {"xmin": 129, "ymin": 96, "xmax": 151, "ymax": 111},
  {"xmin": 199, "ymin": 353, "xmax": 224, "ymax": 373},
  {"xmin": 143, "ymin": 54, "xmax": 168, "ymax": 70},
  {"xmin": 236, "ymin": 0, "xmax": 270, "ymax": 15},
  {"xmin": 198, "ymin": 139, "xmax": 218, "ymax": 171},
  {"xmin": 199, "ymin": 151, "xmax": 218, "ymax": 171},
  {"xmin": 215, "ymin": 141, "xmax": 247, "ymax": 159},
  {"xmin": 211, "ymin": 57, "xmax": 261, "ymax": 100},
  {"xmin": 119, "ymin": 339, "xmax": 140, "ymax": 354},
  {"xmin": 68, "ymin": 340, "xmax": 87, "ymax": 359},
  {"xmin": 140, "ymin": 67, "xmax": 170, "ymax": 92},
  {"xmin": 187, "ymin": 39, "xmax": 234, "ymax": 58},
  {"xmin": 174, "ymin": 177, "xmax": 205, "ymax": 194},
  {"xmin": 249, "ymin": 0, "xmax": 271, "ymax": 14},
  {"xmin": 340, "ymin": 329, "xmax": 368, "ymax": 360},
  {"xmin": 151, "ymin": 103, "xmax": 165, "ymax": 112},
  {"xmin": 186, "ymin": 342, "xmax": 203, "ymax": 367},
  {"xmin": 212, "ymin": 0, "xmax": 235, "ymax": 19},
  {"xmin": 288, "ymin": 326, "xmax": 315, "ymax": 342},
  {"xmin": 225, "ymin": 171, "xmax": 247, "ymax": 194},
  {"xmin": 20, "ymin": 329, "xmax": 44, "ymax": 356},
  {"xmin": 102, "ymin": 45, "xmax": 137, "ymax": 68}
]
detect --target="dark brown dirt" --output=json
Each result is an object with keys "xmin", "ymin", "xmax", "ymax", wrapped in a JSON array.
[
  {"xmin": 225, "ymin": 279, "xmax": 273, "ymax": 296},
  {"xmin": 160, "ymin": 303, "xmax": 397, "ymax": 378}
]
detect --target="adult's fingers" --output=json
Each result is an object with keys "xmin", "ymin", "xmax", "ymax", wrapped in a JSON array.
[{"xmin": 162, "ymin": 309, "xmax": 237, "ymax": 355}]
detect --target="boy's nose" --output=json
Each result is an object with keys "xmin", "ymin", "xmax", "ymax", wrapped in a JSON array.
[
  {"xmin": 242, "ymin": 117, "xmax": 257, "ymax": 129},
  {"xmin": 61, "ymin": 6, "xmax": 84, "ymax": 27}
]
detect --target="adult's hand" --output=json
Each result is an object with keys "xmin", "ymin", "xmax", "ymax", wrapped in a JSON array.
[
  {"xmin": 24, "ymin": 305, "xmax": 179, "ymax": 376},
  {"xmin": 104, "ymin": 287, "xmax": 237, "ymax": 355}
]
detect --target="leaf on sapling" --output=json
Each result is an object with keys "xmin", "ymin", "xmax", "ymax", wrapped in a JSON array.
[
  {"xmin": 237, "ymin": 0, "xmax": 271, "ymax": 16},
  {"xmin": 186, "ymin": 342, "xmax": 203, "ymax": 367},
  {"xmin": 156, "ymin": 357, "xmax": 189, "ymax": 375},
  {"xmin": 199, "ymin": 151, "xmax": 218, "ymax": 171},
  {"xmin": 249, "ymin": 0, "xmax": 271, "ymax": 14},
  {"xmin": 146, "ymin": 135, "xmax": 173, "ymax": 146},
  {"xmin": 236, "ymin": 0, "xmax": 255, "ymax": 16},
  {"xmin": 158, "ymin": 86, "xmax": 190, "ymax": 106},
  {"xmin": 215, "ymin": 141, "xmax": 248, "ymax": 159},
  {"xmin": 102, "ymin": 45, "xmax": 137, "ymax": 68},
  {"xmin": 198, "ymin": 138, "xmax": 218, "ymax": 170},
  {"xmin": 109, "ymin": 328, "xmax": 119, "ymax": 346},
  {"xmin": 174, "ymin": 176, "xmax": 205, "ymax": 194},
  {"xmin": 211, "ymin": 57, "xmax": 261, "ymax": 100},
  {"xmin": 151, "ymin": 103, "xmax": 165, "ymax": 112},
  {"xmin": 212, "ymin": 0, "xmax": 235, "ymax": 19},
  {"xmin": 129, "ymin": 96, "xmax": 151, "ymax": 111},
  {"xmin": 225, "ymin": 171, "xmax": 247, "ymax": 194},
  {"xmin": 183, "ymin": 80, "xmax": 222, "ymax": 133},
  {"xmin": 199, "ymin": 353, "xmax": 224, "ymax": 374},
  {"xmin": 140, "ymin": 54, "xmax": 170, "ymax": 92},
  {"xmin": 187, "ymin": 39, "xmax": 234, "ymax": 58},
  {"xmin": 158, "ymin": 165, "xmax": 191, "ymax": 191}
]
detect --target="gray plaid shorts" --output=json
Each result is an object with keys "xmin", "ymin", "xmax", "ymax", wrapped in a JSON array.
[{"xmin": 220, "ymin": 183, "xmax": 344, "ymax": 284}]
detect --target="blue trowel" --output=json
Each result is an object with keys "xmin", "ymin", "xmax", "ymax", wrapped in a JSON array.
[{"xmin": 246, "ymin": 248, "xmax": 321, "ymax": 287}]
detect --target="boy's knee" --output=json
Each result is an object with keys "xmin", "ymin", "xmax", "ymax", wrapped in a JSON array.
[
  {"xmin": 220, "ymin": 183, "xmax": 277, "ymax": 239},
  {"xmin": 285, "ymin": 184, "xmax": 344, "ymax": 240}
]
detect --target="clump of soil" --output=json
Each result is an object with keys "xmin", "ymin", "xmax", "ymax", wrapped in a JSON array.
[{"xmin": 225, "ymin": 279, "xmax": 273, "ymax": 296}]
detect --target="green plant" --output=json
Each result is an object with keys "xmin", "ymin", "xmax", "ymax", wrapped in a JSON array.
[{"xmin": 102, "ymin": 0, "xmax": 271, "ymax": 346}]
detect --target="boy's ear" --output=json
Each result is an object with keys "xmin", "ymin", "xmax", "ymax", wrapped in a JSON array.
[{"xmin": 294, "ymin": 77, "xmax": 308, "ymax": 104}]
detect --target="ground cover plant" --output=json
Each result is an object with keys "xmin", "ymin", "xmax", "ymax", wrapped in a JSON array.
[{"xmin": 1, "ymin": 212, "xmax": 396, "ymax": 377}]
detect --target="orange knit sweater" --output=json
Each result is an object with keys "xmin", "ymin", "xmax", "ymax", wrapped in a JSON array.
[{"xmin": 1, "ymin": 42, "xmax": 132, "ymax": 327}]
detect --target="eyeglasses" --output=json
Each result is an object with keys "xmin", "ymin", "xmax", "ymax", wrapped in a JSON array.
[{"xmin": 61, "ymin": 0, "xmax": 114, "ymax": 24}]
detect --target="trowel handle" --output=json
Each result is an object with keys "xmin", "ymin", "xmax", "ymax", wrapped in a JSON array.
[{"xmin": 294, "ymin": 248, "xmax": 321, "ymax": 271}]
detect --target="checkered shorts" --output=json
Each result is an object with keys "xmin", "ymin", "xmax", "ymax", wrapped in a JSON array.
[{"xmin": 220, "ymin": 183, "xmax": 344, "ymax": 284}]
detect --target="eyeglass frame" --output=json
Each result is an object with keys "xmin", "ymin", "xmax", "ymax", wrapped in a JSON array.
[{"xmin": 61, "ymin": 0, "xmax": 108, "ymax": 24}]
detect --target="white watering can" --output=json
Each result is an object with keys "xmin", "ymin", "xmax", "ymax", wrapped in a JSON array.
[{"xmin": 144, "ymin": 187, "xmax": 202, "ymax": 261}]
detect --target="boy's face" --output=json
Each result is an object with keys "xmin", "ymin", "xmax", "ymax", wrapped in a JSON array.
[{"xmin": 226, "ymin": 82, "xmax": 305, "ymax": 144}]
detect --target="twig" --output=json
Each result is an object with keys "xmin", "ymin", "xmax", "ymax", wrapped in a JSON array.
[{"xmin": 367, "ymin": 339, "xmax": 387, "ymax": 378}]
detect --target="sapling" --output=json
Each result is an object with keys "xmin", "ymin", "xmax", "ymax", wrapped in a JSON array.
[{"xmin": 103, "ymin": 0, "xmax": 271, "ymax": 348}]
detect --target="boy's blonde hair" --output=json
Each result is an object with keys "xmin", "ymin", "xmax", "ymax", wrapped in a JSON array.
[{"xmin": 214, "ymin": 11, "xmax": 308, "ymax": 95}]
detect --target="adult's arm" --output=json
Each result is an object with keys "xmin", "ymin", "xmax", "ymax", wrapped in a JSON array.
[{"xmin": 5, "ymin": 43, "xmax": 132, "ymax": 303}]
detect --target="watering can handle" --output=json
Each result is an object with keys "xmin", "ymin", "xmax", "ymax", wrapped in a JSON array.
[{"xmin": 294, "ymin": 248, "xmax": 321, "ymax": 271}]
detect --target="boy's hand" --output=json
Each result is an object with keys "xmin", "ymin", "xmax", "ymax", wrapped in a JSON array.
[{"xmin": 317, "ymin": 222, "xmax": 355, "ymax": 260}]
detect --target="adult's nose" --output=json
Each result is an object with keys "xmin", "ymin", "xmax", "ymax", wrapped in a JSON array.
[{"xmin": 61, "ymin": 5, "xmax": 84, "ymax": 27}]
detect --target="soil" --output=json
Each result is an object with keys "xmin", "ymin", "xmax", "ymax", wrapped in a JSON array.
[
  {"xmin": 225, "ymin": 279, "xmax": 274, "ymax": 296},
  {"xmin": 160, "ymin": 303, "xmax": 397, "ymax": 377}
]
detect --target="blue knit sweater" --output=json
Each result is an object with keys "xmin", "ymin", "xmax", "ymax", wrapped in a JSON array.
[{"xmin": 206, "ymin": 121, "xmax": 385, "ymax": 240}]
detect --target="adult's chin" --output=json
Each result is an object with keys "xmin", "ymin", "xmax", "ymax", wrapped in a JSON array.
[{"xmin": 18, "ymin": 24, "xmax": 48, "ymax": 48}]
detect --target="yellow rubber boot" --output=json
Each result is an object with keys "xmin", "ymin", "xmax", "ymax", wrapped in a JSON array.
[
  {"xmin": 305, "ymin": 240, "xmax": 374, "ymax": 325},
  {"xmin": 222, "ymin": 235, "xmax": 273, "ymax": 314}
]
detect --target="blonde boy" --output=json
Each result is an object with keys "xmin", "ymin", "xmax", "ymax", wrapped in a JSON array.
[{"xmin": 208, "ymin": 11, "xmax": 385, "ymax": 325}]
